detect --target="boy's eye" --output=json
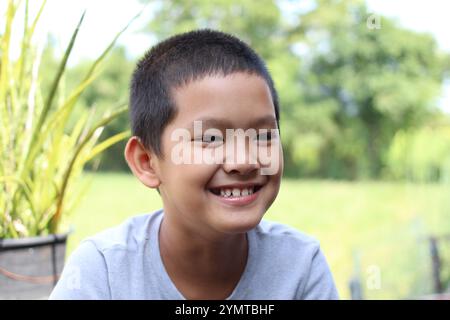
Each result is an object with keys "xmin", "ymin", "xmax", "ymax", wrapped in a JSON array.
[
  {"xmin": 193, "ymin": 135, "xmax": 224, "ymax": 145},
  {"xmin": 203, "ymin": 135, "xmax": 223, "ymax": 143}
]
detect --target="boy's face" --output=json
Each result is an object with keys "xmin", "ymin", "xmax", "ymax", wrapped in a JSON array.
[{"xmin": 128, "ymin": 72, "xmax": 283, "ymax": 236}]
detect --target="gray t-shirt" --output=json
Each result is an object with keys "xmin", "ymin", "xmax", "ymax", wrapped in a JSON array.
[{"xmin": 49, "ymin": 209, "xmax": 339, "ymax": 300}]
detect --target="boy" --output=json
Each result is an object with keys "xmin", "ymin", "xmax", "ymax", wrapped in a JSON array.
[{"xmin": 49, "ymin": 29, "xmax": 338, "ymax": 300}]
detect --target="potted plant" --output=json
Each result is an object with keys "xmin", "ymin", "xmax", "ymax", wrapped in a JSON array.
[{"xmin": 0, "ymin": 0, "xmax": 134, "ymax": 299}]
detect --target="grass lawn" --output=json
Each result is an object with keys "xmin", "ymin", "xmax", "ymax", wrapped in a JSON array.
[{"xmin": 62, "ymin": 172, "xmax": 450, "ymax": 299}]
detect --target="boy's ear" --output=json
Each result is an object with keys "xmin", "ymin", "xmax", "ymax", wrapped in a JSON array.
[{"xmin": 124, "ymin": 136, "xmax": 161, "ymax": 189}]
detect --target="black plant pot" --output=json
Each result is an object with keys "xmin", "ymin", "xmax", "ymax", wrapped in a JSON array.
[{"xmin": 0, "ymin": 232, "xmax": 70, "ymax": 299}]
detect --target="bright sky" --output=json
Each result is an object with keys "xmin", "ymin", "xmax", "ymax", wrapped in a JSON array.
[
  {"xmin": 33, "ymin": 0, "xmax": 153, "ymax": 62},
  {"xmin": 366, "ymin": 0, "xmax": 450, "ymax": 52},
  {"xmin": 3, "ymin": 0, "xmax": 450, "ymax": 112}
]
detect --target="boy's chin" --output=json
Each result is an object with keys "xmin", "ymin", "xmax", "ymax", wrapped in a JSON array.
[
  {"xmin": 204, "ymin": 192, "xmax": 273, "ymax": 234},
  {"xmin": 211, "ymin": 210, "xmax": 265, "ymax": 234}
]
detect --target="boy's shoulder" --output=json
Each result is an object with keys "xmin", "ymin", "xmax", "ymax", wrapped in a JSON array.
[
  {"xmin": 82, "ymin": 209, "xmax": 163, "ymax": 253},
  {"xmin": 251, "ymin": 219, "xmax": 322, "ymax": 265},
  {"xmin": 255, "ymin": 218, "xmax": 320, "ymax": 248}
]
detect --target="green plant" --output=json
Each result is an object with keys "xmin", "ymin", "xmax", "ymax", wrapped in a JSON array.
[{"xmin": 0, "ymin": 0, "xmax": 135, "ymax": 238}]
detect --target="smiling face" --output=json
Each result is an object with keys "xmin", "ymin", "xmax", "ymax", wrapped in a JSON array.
[{"xmin": 128, "ymin": 72, "xmax": 283, "ymax": 238}]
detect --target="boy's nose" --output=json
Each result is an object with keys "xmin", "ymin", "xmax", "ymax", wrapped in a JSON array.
[
  {"xmin": 222, "ymin": 143, "xmax": 261, "ymax": 175},
  {"xmin": 223, "ymin": 160, "xmax": 260, "ymax": 175},
  {"xmin": 223, "ymin": 162, "xmax": 260, "ymax": 175}
]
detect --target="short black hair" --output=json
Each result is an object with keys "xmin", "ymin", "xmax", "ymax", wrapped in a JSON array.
[{"xmin": 129, "ymin": 29, "xmax": 280, "ymax": 157}]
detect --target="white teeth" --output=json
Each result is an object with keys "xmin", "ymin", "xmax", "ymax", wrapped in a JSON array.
[{"xmin": 215, "ymin": 187, "xmax": 256, "ymax": 197}]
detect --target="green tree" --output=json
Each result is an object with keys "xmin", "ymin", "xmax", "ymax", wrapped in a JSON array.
[{"xmin": 297, "ymin": 0, "xmax": 448, "ymax": 178}]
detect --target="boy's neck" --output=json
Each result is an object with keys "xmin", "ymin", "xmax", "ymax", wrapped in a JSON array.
[{"xmin": 158, "ymin": 214, "xmax": 248, "ymax": 299}]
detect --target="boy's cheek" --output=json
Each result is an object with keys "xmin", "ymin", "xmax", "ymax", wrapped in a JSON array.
[
  {"xmin": 171, "ymin": 163, "xmax": 218, "ymax": 189},
  {"xmin": 259, "ymin": 142, "xmax": 283, "ymax": 176}
]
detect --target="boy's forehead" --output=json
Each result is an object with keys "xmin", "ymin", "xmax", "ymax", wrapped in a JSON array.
[
  {"xmin": 169, "ymin": 73, "xmax": 277, "ymax": 129},
  {"xmin": 171, "ymin": 73, "xmax": 271, "ymax": 103}
]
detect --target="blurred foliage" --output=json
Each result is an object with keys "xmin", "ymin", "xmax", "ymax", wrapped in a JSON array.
[
  {"xmin": 386, "ymin": 113, "xmax": 450, "ymax": 182},
  {"xmin": 42, "ymin": 0, "xmax": 450, "ymax": 182},
  {"xmin": 299, "ymin": 0, "xmax": 449, "ymax": 179}
]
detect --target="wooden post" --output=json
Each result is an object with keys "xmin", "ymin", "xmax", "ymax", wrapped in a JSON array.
[{"xmin": 429, "ymin": 236, "xmax": 442, "ymax": 294}]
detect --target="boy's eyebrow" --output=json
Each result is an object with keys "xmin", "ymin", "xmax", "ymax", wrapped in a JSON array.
[{"xmin": 189, "ymin": 115, "xmax": 278, "ymax": 129}]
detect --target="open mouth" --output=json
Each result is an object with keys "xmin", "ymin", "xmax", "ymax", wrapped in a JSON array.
[{"xmin": 208, "ymin": 184, "xmax": 263, "ymax": 198}]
